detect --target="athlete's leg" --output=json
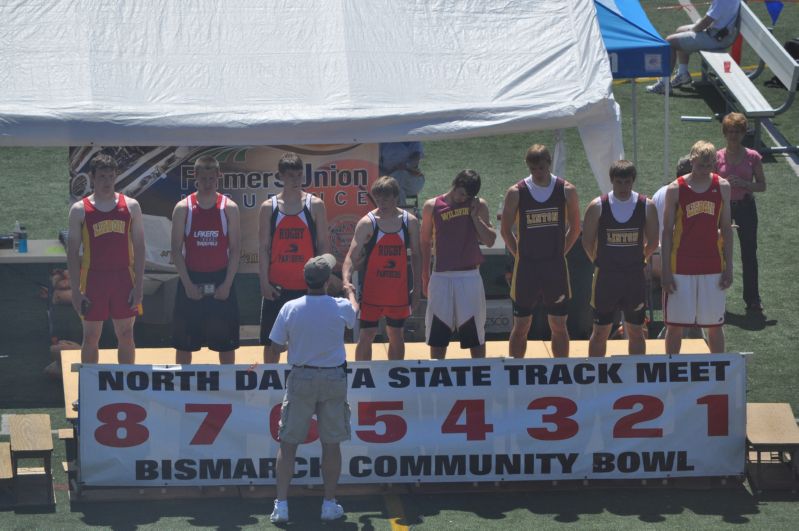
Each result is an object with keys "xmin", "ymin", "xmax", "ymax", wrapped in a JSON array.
[
  {"xmin": 665, "ymin": 325, "xmax": 683, "ymax": 354},
  {"xmin": 112, "ymin": 316, "xmax": 136, "ymax": 364},
  {"xmin": 509, "ymin": 315, "xmax": 533, "ymax": 358},
  {"xmin": 548, "ymin": 314, "xmax": 569, "ymax": 358},
  {"xmin": 219, "ymin": 350, "xmax": 235, "ymax": 364},
  {"xmin": 176, "ymin": 350, "xmax": 192, "ymax": 364},
  {"xmin": 706, "ymin": 326, "xmax": 725, "ymax": 353},
  {"xmin": 81, "ymin": 320, "xmax": 103, "ymax": 364},
  {"xmin": 355, "ymin": 327, "xmax": 378, "ymax": 361},
  {"xmin": 385, "ymin": 326, "xmax": 405, "ymax": 360},
  {"xmin": 588, "ymin": 323, "xmax": 612, "ymax": 357},
  {"xmin": 625, "ymin": 323, "xmax": 646, "ymax": 355}
]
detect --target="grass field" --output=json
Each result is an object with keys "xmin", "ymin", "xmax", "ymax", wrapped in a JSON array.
[{"xmin": 1, "ymin": 1, "xmax": 799, "ymax": 528}]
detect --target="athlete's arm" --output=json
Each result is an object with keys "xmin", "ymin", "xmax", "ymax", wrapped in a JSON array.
[
  {"xmin": 718, "ymin": 178, "xmax": 734, "ymax": 289},
  {"xmin": 749, "ymin": 157, "xmax": 766, "ymax": 193},
  {"xmin": 258, "ymin": 199, "xmax": 279, "ymax": 300},
  {"xmin": 563, "ymin": 181, "xmax": 581, "ymax": 255},
  {"xmin": 419, "ymin": 199, "xmax": 435, "ymax": 297},
  {"xmin": 660, "ymin": 182, "xmax": 680, "ymax": 294},
  {"xmin": 470, "ymin": 197, "xmax": 496, "ymax": 247},
  {"xmin": 581, "ymin": 198, "xmax": 601, "ymax": 262},
  {"xmin": 341, "ymin": 215, "xmax": 373, "ymax": 297},
  {"xmin": 67, "ymin": 200, "xmax": 89, "ymax": 315},
  {"xmin": 215, "ymin": 200, "xmax": 241, "ymax": 301},
  {"xmin": 643, "ymin": 198, "xmax": 660, "ymax": 260},
  {"xmin": 170, "ymin": 200, "xmax": 201, "ymax": 300},
  {"xmin": 500, "ymin": 185, "xmax": 520, "ymax": 258},
  {"xmin": 310, "ymin": 195, "xmax": 331, "ymax": 254},
  {"xmin": 127, "ymin": 198, "xmax": 146, "ymax": 309},
  {"xmin": 408, "ymin": 213, "xmax": 423, "ymax": 311}
]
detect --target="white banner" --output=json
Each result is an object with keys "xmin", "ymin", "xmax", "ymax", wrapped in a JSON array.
[{"xmin": 78, "ymin": 355, "xmax": 746, "ymax": 486}]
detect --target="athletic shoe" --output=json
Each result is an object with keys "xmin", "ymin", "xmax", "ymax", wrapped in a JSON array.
[
  {"xmin": 746, "ymin": 301, "xmax": 764, "ymax": 313},
  {"xmin": 320, "ymin": 499, "xmax": 345, "ymax": 521},
  {"xmin": 270, "ymin": 499, "xmax": 288, "ymax": 523},
  {"xmin": 646, "ymin": 79, "xmax": 667, "ymax": 94},
  {"xmin": 670, "ymin": 71, "xmax": 693, "ymax": 88}
]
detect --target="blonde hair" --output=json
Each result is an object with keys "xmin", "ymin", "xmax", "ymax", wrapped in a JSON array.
[
  {"xmin": 525, "ymin": 144, "xmax": 551, "ymax": 165},
  {"xmin": 689, "ymin": 140, "xmax": 716, "ymax": 162}
]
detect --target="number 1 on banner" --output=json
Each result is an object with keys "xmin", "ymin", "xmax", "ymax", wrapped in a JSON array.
[
  {"xmin": 697, "ymin": 394, "xmax": 729, "ymax": 436},
  {"xmin": 185, "ymin": 404, "xmax": 233, "ymax": 445},
  {"xmin": 441, "ymin": 400, "xmax": 494, "ymax": 441}
]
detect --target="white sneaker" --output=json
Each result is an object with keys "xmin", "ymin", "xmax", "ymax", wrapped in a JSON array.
[
  {"xmin": 670, "ymin": 71, "xmax": 693, "ymax": 88},
  {"xmin": 646, "ymin": 78, "xmax": 667, "ymax": 94},
  {"xmin": 320, "ymin": 499, "xmax": 345, "ymax": 521},
  {"xmin": 270, "ymin": 499, "xmax": 288, "ymax": 523}
]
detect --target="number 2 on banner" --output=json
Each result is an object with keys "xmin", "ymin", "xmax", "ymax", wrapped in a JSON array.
[{"xmin": 441, "ymin": 400, "xmax": 494, "ymax": 440}]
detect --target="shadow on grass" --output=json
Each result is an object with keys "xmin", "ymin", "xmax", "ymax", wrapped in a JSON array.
[
  {"xmin": 397, "ymin": 487, "xmax": 765, "ymax": 527},
  {"xmin": 725, "ymin": 311, "xmax": 777, "ymax": 332},
  {"xmin": 71, "ymin": 496, "xmax": 385, "ymax": 530}
]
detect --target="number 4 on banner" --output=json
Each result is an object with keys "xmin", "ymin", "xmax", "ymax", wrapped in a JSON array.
[{"xmin": 441, "ymin": 399, "xmax": 494, "ymax": 441}]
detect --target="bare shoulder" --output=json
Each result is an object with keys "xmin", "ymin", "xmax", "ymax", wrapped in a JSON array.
[
  {"xmin": 562, "ymin": 179, "xmax": 577, "ymax": 191},
  {"xmin": 308, "ymin": 193, "xmax": 325, "ymax": 207},
  {"xmin": 224, "ymin": 196, "xmax": 240, "ymax": 211}
]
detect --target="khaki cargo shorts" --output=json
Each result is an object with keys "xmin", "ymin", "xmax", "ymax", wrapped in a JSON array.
[{"xmin": 278, "ymin": 365, "xmax": 351, "ymax": 444}]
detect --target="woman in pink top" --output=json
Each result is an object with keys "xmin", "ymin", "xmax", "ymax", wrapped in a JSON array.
[{"xmin": 716, "ymin": 112, "xmax": 767, "ymax": 313}]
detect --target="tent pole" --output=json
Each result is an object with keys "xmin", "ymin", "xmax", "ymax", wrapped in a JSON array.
[
  {"xmin": 664, "ymin": 78, "xmax": 670, "ymax": 184},
  {"xmin": 631, "ymin": 78, "xmax": 638, "ymax": 167}
]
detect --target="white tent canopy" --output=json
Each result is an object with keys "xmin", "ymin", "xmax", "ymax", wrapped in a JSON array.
[{"xmin": 0, "ymin": 0, "xmax": 622, "ymax": 191}]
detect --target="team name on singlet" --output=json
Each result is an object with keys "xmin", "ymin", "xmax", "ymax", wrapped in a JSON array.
[
  {"xmin": 378, "ymin": 245, "xmax": 403, "ymax": 256},
  {"xmin": 524, "ymin": 207, "xmax": 559, "ymax": 228},
  {"xmin": 92, "ymin": 219, "xmax": 126, "ymax": 237},
  {"xmin": 440, "ymin": 207, "xmax": 470, "ymax": 220},
  {"xmin": 376, "ymin": 259, "xmax": 402, "ymax": 278},
  {"xmin": 685, "ymin": 200, "xmax": 716, "ymax": 218},
  {"xmin": 193, "ymin": 230, "xmax": 220, "ymax": 247},
  {"xmin": 279, "ymin": 227, "xmax": 305, "ymax": 239},
  {"xmin": 605, "ymin": 229, "xmax": 639, "ymax": 246}
]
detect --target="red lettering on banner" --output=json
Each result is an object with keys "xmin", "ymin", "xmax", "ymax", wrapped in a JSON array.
[
  {"xmin": 441, "ymin": 400, "xmax": 494, "ymax": 441},
  {"xmin": 95, "ymin": 403, "xmax": 149, "ymax": 448},
  {"xmin": 613, "ymin": 395, "xmax": 664, "ymax": 438},
  {"xmin": 527, "ymin": 397, "xmax": 579, "ymax": 440},
  {"xmin": 185, "ymin": 404, "xmax": 233, "ymax": 445},
  {"xmin": 697, "ymin": 394, "xmax": 729, "ymax": 436},
  {"xmin": 355, "ymin": 401, "xmax": 407, "ymax": 443},
  {"xmin": 269, "ymin": 404, "xmax": 318, "ymax": 443}
]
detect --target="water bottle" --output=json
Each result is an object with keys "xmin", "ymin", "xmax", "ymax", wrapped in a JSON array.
[
  {"xmin": 12, "ymin": 220, "xmax": 21, "ymax": 251},
  {"xmin": 17, "ymin": 225, "xmax": 28, "ymax": 253}
]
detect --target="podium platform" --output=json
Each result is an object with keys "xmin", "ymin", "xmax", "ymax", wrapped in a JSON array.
[{"xmin": 59, "ymin": 339, "xmax": 710, "ymax": 420}]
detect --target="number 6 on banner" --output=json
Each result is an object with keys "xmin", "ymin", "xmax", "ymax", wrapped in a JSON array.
[{"xmin": 185, "ymin": 404, "xmax": 233, "ymax": 445}]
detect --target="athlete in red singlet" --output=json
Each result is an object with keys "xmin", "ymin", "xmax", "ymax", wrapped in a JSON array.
[
  {"xmin": 67, "ymin": 154, "xmax": 145, "ymax": 364},
  {"xmin": 258, "ymin": 152, "xmax": 330, "ymax": 362},
  {"xmin": 661, "ymin": 140, "xmax": 733, "ymax": 354},
  {"xmin": 342, "ymin": 176, "xmax": 421, "ymax": 360},
  {"xmin": 171, "ymin": 155, "xmax": 241, "ymax": 364}
]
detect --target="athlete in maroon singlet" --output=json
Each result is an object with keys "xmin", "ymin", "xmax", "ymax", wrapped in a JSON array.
[
  {"xmin": 67, "ymin": 154, "xmax": 145, "ymax": 364},
  {"xmin": 343, "ymin": 176, "xmax": 421, "ymax": 360},
  {"xmin": 258, "ymin": 152, "xmax": 330, "ymax": 362},
  {"xmin": 171, "ymin": 155, "xmax": 241, "ymax": 364},
  {"xmin": 500, "ymin": 145, "xmax": 580, "ymax": 358},
  {"xmin": 420, "ymin": 169, "xmax": 496, "ymax": 359},
  {"xmin": 582, "ymin": 160, "xmax": 659, "ymax": 357}
]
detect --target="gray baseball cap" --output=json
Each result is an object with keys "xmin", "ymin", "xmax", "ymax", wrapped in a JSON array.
[{"xmin": 304, "ymin": 253, "xmax": 336, "ymax": 286}]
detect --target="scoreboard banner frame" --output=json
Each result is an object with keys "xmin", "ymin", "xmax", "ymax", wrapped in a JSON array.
[{"xmin": 77, "ymin": 354, "xmax": 746, "ymax": 486}]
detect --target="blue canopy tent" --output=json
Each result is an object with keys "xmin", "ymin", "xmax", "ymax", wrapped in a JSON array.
[{"xmin": 595, "ymin": 0, "xmax": 671, "ymax": 180}]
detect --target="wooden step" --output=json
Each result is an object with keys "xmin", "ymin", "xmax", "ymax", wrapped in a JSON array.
[
  {"xmin": 747, "ymin": 403, "xmax": 799, "ymax": 450},
  {"xmin": 9, "ymin": 414, "xmax": 53, "ymax": 455},
  {"xmin": 0, "ymin": 442, "xmax": 12, "ymax": 480}
]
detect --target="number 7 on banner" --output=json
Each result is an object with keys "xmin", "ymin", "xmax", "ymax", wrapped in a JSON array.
[{"xmin": 185, "ymin": 404, "xmax": 233, "ymax": 445}]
